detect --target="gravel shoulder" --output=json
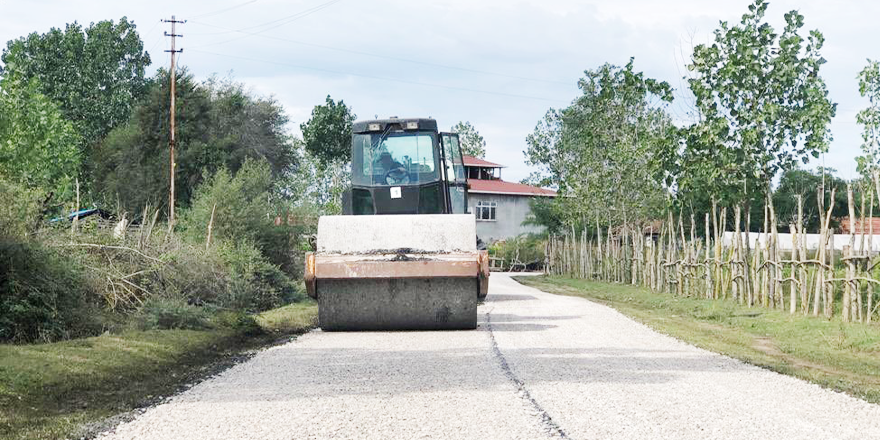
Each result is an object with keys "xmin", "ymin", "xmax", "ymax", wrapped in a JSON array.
[{"xmin": 97, "ymin": 274, "xmax": 880, "ymax": 439}]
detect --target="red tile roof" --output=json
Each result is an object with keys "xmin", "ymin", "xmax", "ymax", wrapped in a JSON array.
[
  {"xmin": 468, "ymin": 179, "xmax": 557, "ymax": 197},
  {"xmin": 462, "ymin": 155, "xmax": 505, "ymax": 168}
]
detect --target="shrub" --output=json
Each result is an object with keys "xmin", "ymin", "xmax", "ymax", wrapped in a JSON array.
[
  {"xmin": 179, "ymin": 159, "xmax": 301, "ymax": 274},
  {"xmin": 140, "ymin": 297, "xmax": 212, "ymax": 330},
  {"xmin": 0, "ymin": 179, "xmax": 43, "ymax": 240},
  {"xmin": 0, "ymin": 241, "xmax": 100, "ymax": 342},
  {"xmin": 489, "ymin": 234, "xmax": 546, "ymax": 271}
]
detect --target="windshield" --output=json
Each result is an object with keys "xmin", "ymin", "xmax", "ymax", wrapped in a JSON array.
[{"xmin": 352, "ymin": 131, "xmax": 440, "ymax": 186}]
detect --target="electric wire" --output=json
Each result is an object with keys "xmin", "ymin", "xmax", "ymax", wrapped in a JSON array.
[
  {"xmin": 189, "ymin": 48, "xmax": 568, "ymax": 104},
  {"xmin": 187, "ymin": 0, "xmax": 345, "ymax": 47},
  {"xmin": 187, "ymin": 0, "xmax": 259, "ymax": 20},
  {"xmin": 188, "ymin": 20, "xmax": 571, "ymax": 86}
]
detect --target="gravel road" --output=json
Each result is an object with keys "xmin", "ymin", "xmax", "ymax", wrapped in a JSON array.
[{"xmin": 97, "ymin": 273, "xmax": 880, "ymax": 439}]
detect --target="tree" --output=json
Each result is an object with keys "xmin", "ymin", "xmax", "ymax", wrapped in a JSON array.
[
  {"xmin": 0, "ymin": 18, "xmax": 151, "ymax": 149},
  {"xmin": 93, "ymin": 70, "xmax": 296, "ymax": 215},
  {"xmin": 857, "ymin": 60, "xmax": 880, "ymax": 179},
  {"xmin": 0, "ymin": 75, "xmax": 81, "ymax": 201},
  {"xmin": 300, "ymin": 95, "xmax": 356, "ymax": 166},
  {"xmin": 525, "ymin": 59, "xmax": 674, "ymax": 227},
  {"xmin": 772, "ymin": 167, "xmax": 847, "ymax": 232},
  {"xmin": 283, "ymin": 141, "xmax": 347, "ymax": 215},
  {"xmin": 450, "ymin": 121, "xmax": 486, "ymax": 158},
  {"xmin": 682, "ymin": 0, "xmax": 835, "ymax": 206}
]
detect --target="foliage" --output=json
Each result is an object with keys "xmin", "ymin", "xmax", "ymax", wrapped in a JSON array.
[
  {"xmin": 282, "ymin": 142, "xmax": 348, "ymax": 215},
  {"xmin": 679, "ymin": 0, "xmax": 836, "ymax": 205},
  {"xmin": 300, "ymin": 95, "xmax": 356, "ymax": 166},
  {"xmin": 140, "ymin": 297, "xmax": 212, "ymax": 331},
  {"xmin": 450, "ymin": 121, "xmax": 487, "ymax": 158},
  {"xmin": 523, "ymin": 197, "xmax": 566, "ymax": 235},
  {"xmin": 0, "ymin": 75, "xmax": 81, "ymax": 201},
  {"xmin": 0, "ymin": 179, "xmax": 44, "ymax": 240},
  {"xmin": 856, "ymin": 60, "xmax": 880, "ymax": 178},
  {"xmin": 0, "ymin": 18, "xmax": 151, "ymax": 164},
  {"xmin": 0, "ymin": 240, "xmax": 100, "ymax": 343},
  {"xmin": 489, "ymin": 234, "xmax": 546, "ymax": 269},
  {"xmin": 179, "ymin": 159, "xmax": 299, "ymax": 274},
  {"xmin": 93, "ymin": 70, "xmax": 296, "ymax": 215},
  {"xmin": 526, "ymin": 59, "xmax": 674, "ymax": 226},
  {"xmin": 772, "ymin": 167, "xmax": 848, "ymax": 232}
]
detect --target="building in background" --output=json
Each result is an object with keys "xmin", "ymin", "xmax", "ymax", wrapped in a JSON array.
[{"xmin": 463, "ymin": 155, "xmax": 556, "ymax": 242}]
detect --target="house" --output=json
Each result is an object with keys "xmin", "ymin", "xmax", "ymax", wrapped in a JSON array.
[
  {"xmin": 463, "ymin": 155, "xmax": 556, "ymax": 242},
  {"xmin": 837, "ymin": 217, "xmax": 880, "ymax": 235}
]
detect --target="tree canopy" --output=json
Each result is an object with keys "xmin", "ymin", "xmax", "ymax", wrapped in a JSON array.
[
  {"xmin": 300, "ymin": 95, "xmax": 355, "ymax": 166},
  {"xmin": 0, "ymin": 17, "xmax": 151, "ymax": 147},
  {"xmin": 450, "ymin": 121, "xmax": 487, "ymax": 158},
  {"xmin": 678, "ymin": 0, "xmax": 835, "ymax": 206},
  {"xmin": 93, "ymin": 70, "xmax": 296, "ymax": 215},
  {"xmin": 526, "ymin": 59, "xmax": 674, "ymax": 226},
  {"xmin": 0, "ymin": 75, "xmax": 81, "ymax": 201}
]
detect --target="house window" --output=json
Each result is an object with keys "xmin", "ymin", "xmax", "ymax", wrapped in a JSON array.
[{"xmin": 475, "ymin": 201, "xmax": 496, "ymax": 221}]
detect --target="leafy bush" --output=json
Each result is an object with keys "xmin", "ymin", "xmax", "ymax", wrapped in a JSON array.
[
  {"xmin": 140, "ymin": 297, "xmax": 212, "ymax": 330},
  {"xmin": 0, "ymin": 241, "xmax": 100, "ymax": 342},
  {"xmin": 216, "ymin": 240, "xmax": 303, "ymax": 310},
  {"xmin": 179, "ymin": 159, "xmax": 301, "ymax": 274},
  {"xmin": 0, "ymin": 179, "xmax": 43, "ymax": 240},
  {"xmin": 489, "ymin": 234, "xmax": 546, "ymax": 271}
]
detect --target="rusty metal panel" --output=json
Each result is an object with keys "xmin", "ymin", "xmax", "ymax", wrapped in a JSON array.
[{"xmin": 315, "ymin": 258, "xmax": 481, "ymax": 279}]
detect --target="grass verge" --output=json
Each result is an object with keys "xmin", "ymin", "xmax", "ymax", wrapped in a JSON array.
[
  {"xmin": 514, "ymin": 276, "xmax": 880, "ymax": 404},
  {"xmin": 0, "ymin": 301, "xmax": 317, "ymax": 440}
]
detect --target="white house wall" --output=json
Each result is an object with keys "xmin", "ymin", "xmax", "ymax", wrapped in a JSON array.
[{"xmin": 467, "ymin": 193, "xmax": 545, "ymax": 242}]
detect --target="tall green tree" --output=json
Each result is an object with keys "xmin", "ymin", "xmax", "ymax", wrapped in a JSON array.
[
  {"xmin": 0, "ymin": 18, "xmax": 151, "ymax": 148},
  {"xmin": 856, "ymin": 60, "xmax": 880, "ymax": 179},
  {"xmin": 450, "ymin": 121, "xmax": 487, "ymax": 158},
  {"xmin": 681, "ymin": 0, "xmax": 835, "ymax": 206},
  {"xmin": 93, "ymin": 70, "xmax": 295, "ymax": 215},
  {"xmin": 525, "ymin": 59, "xmax": 674, "ymax": 226},
  {"xmin": 300, "ymin": 95, "xmax": 355, "ymax": 165},
  {"xmin": 0, "ymin": 75, "xmax": 81, "ymax": 201}
]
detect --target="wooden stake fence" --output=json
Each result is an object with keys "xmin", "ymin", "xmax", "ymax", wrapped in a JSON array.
[{"xmin": 546, "ymin": 189, "xmax": 880, "ymax": 324}]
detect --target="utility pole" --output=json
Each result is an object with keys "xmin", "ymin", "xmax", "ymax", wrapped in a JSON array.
[{"xmin": 163, "ymin": 15, "xmax": 184, "ymax": 230}]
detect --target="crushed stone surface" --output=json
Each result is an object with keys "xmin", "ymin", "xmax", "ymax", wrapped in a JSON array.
[{"xmin": 97, "ymin": 273, "xmax": 880, "ymax": 440}]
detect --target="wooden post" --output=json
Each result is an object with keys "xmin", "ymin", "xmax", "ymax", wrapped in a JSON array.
[
  {"xmin": 844, "ymin": 184, "xmax": 855, "ymax": 322},
  {"xmin": 705, "ymin": 212, "xmax": 712, "ymax": 299},
  {"xmin": 869, "ymin": 184, "xmax": 876, "ymax": 324},
  {"xmin": 790, "ymin": 222, "xmax": 798, "ymax": 314},
  {"xmin": 206, "ymin": 203, "xmax": 217, "ymax": 250},
  {"xmin": 733, "ymin": 205, "xmax": 742, "ymax": 303}
]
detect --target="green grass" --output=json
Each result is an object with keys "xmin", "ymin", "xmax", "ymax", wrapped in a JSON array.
[
  {"xmin": 0, "ymin": 301, "xmax": 317, "ymax": 440},
  {"xmin": 515, "ymin": 276, "xmax": 880, "ymax": 404}
]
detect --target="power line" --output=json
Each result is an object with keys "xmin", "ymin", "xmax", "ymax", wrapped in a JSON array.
[
  {"xmin": 187, "ymin": 0, "xmax": 345, "ymax": 48},
  {"xmin": 188, "ymin": 20, "xmax": 571, "ymax": 86},
  {"xmin": 188, "ymin": 0, "xmax": 259, "ymax": 20},
  {"xmin": 189, "ymin": 48, "xmax": 568, "ymax": 104}
]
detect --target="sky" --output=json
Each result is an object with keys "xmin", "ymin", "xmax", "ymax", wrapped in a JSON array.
[{"xmin": 0, "ymin": 0, "xmax": 877, "ymax": 183}]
